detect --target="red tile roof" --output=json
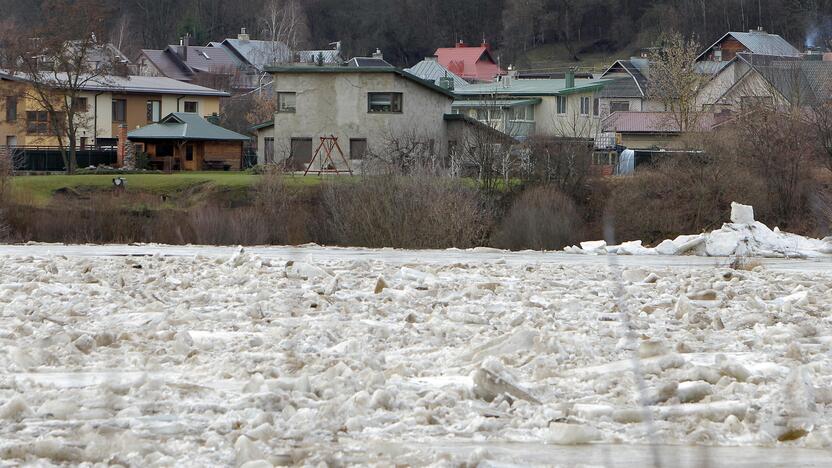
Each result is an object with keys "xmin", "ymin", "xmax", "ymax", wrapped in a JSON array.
[{"xmin": 434, "ymin": 43, "xmax": 505, "ymax": 82}]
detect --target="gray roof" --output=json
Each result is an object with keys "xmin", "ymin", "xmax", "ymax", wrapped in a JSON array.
[
  {"xmin": 221, "ymin": 39, "xmax": 292, "ymax": 70},
  {"xmin": 128, "ymin": 113, "xmax": 250, "ymax": 141},
  {"xmin": 695, "ymin": 60, "xmax": 732, "ymax": 76},
  {"xmin": 742, "ymin": 55, "xmax": 832, "ymax": 106},
  {"xmin": 600, "ymin": 60, "xmax": 647, "ymax": 97},
  {"xmin": 697, "ymin": 31, "xmax": 801, "ymax": 61},
  {"xmin": 140, "ymin": 49, "xmax": 192, "ymax": 81},
  {"xmin": 346, "ymin": 57, "xmax": 394, "ymax": 68},
  {"xmin": 404, "ymin": 59, "xmax": 468, "ymax": 89},
  {"xmin": 0, "ymin": 70, "xmax": 229, "ymax": 96},
  {"xmin": 598, "ymin": 77, "xmax": 643, "ymax": 98},
  {"xmin": 164, "ymin": 45, "xmax": 238, "ymax": 73}
]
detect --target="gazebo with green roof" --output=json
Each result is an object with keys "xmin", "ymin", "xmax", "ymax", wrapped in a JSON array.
[{"xmin": 127, "ymin": 112, "xmax": 250, "ymax": 171}]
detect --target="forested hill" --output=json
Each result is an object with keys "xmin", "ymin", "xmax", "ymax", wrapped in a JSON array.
[{"xmin": 1, "ymin": 0, "xmax": 831, "ymax": 67}]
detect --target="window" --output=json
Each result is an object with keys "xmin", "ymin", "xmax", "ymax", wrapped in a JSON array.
[
  {"xmin": 71, "ymin": 97, "xmax": 88, "ymax": 113},
  {"xmin": 610, "ymin": 101, "xmax": 630, "ymax": 112},
  {"xmin": 350, "ymin": 138, "xmax": 367, "ymax": 160},
  {"xmin": 183, "ymin": 101, "xmax": 198, "ymax": 113},
  {"xmin": 368, "ymin": 92, "xmax": 402, "ymax": 113},
  {"xmin": 186, "ymin": 144, "xmax": 194, "ymax": 161},
  {"xmin": 580, "ymin": 96, "xmax": 590, "ymax": 115},
  {"xmin": 277, "ymin": 92, "xmax": 296, "ymax": 113},
  {"xmin": 112, "ymin": 99, "xmax": 127, "ymax": 123},
  {"xmin": 147, "ymin": 100, "xmax": 161, "ymax": 122},
  {"xmin": 5, "ymin": 96, "xmax": 17, "ymax": 122},
  {"xmin": 264, "ymin": 137, "xmax": 275, "ymax": 163},
  {"xmin": 593, "ymin": 98, "xmax": 600, "ymax": 116},
  {"xmin": 556, "ymin": 96, "xmax": 567, "ymax": 114},
  {"xmin": 80, "ymin": 137, "xmax": 88, "ymax": 149},
  {"xmin": 475, "ymin": 108, "xmax": 488, "ymax": 121},
  {"xmin": 26, "ymin": 111, "xmax": 64, "ymax": 135},
  {"xmin": 510, "ymin": 105, "xmax": 533, "ymax": 121}
]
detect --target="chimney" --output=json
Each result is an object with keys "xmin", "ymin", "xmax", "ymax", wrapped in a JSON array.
[
  {"xmin": 372, "ymin": 48, "xmax": 383, "ymax": 60},
  {"xmin": 456, "ymin": 40, "xmax": 467, "ymax": 48},
  {"xmin": 117, "ymin": 124, "xmax": 127, "ymax": 167},
  {"xmin": 426, "ymin": 55, "xmax": 438, "ymax": 62},
  {"xmin": 179, "ymin": 34, "xmax": 190, "ymax": 61},
  {"xmin": 565, "ymin": 69, "xmax": 575, "ymax": 89},
  {"xmin": 238, "ymin": 27, "xmax": 250, "ymax": 41}
]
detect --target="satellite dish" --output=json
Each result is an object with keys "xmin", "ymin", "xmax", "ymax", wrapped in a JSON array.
[{"xmin": 113, "ymin": 177, "xmax": 126, "ymax": 188}]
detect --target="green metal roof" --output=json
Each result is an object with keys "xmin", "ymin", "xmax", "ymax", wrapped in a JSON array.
[
  {"xmin": 452, "ymin": 98, "xmax": 542, "ymax": 108},
  {"xmin": 454, "ymin": 78, "xmax": 610, "ymax": 97},
  {"xmin": 127, "ymin": 113, "xmax": 250, "ymax": 141},
  {"xmin": 264, "ymin": 65, "xmax": 456, "ymax": 98},
  {"xmin": 251, "ymin": 120, "xmax": 274, "ymax": 131}
]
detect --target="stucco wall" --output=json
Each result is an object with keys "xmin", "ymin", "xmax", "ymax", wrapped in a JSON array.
[
  {"xmin": 262, "ymin": 71, "xmax": 454, "ymax": 168},
  {"xmin": 535, "ymin": 93, "xmax": 602, "ymax": 139}
]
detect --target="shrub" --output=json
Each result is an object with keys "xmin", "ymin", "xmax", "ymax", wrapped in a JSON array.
[
  {"xmin": 320, "ymin": 176, "xmax": 490, "ymax": 249},
  {"xmin": 491, "ymin": 186, "xmax": 583, "ymax": 250}
]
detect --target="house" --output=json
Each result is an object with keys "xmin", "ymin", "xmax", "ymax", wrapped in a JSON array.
[
  {"xmin": 695, "ymin": 29, "xmax": 801, "ymax": 75},
  {"xmin": 127, "ymin": 112, "xmax": 249, "ymax": 171},
  {"xmin": 404, "ymin": 57, "xmax": 468, "ymax": 90},
  {"xmin": 0, "ymin": 71, "xmax": 228, "ymax": 149},
  {"xmin": 597, "ymin": 58, "xmax": 665, "ymax": 117},
  {"xmin": 254, "ymin": 65, "xmax": 495, "ymax": 171},
  {"xmin": 697, "ymin": 53, "xmax": 832, "ymax": 111},
  {"xmin": 435, "ymin": 41, "xmax": 505, "ymax": 83},
  {"xmin": 451, "ymin": 70, "xmax": 610, "ymax": 140},
  {"xmin": 208, "ymin": 29, "xmax": 342, "ymax": 73},
  {"xmin": 137, "ymin": 35, "xmax": 241, "ymax": 90},
  {"xmin": 602, "ymin": 111, "xmax": 718, "ymax": 150}
]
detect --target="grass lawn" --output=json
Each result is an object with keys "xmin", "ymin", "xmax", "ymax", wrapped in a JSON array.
[{"xmin": 10, "ymin": 172, "xmax": 328, "ymax": 205}]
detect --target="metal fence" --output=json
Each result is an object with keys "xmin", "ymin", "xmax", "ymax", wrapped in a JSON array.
[{"xmin": 2, "ymin": 146, "xmax": 117, "ymax": 172}]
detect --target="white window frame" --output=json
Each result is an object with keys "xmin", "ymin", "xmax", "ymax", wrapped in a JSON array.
[
  {"xmin": 277, "ymin": 92, "xmax": 296, "ymax": 113},
  {"xmin": 556, "ymin": 96, "xmax": 567, "ymax": 114}
]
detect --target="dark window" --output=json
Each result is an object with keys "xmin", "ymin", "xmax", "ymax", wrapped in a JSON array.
[
  {"xmin": 26, "ymin": 111, "xmax": 49, "ymax": 135},
  {"xmin": 349, "ymin": 138, "xmax": 367, "ymax": 160},
  {"xmin": 556, "ymin": 96, "xmax": 567, "ymax": 114},
  {"xmin": 5, "ymin": 96, "xmax": 17, "ymax": 122},
  {"xmin": 290, "ymin": 138, "xmax": 313, "ymax": 170},
  {"xmin": 368, "ymin": 92, "xmax": 402, "ymax": 113},
  {"xmin": 184, "ymin": 101, "xmax": 198, "ymax": 113},
  {"xmin": 112, "ymin": 99, "xmax": 127, "ymax": 123},
  {"xmin": 186, "ymin": 145, "xmax": 194, "ymax": 161},
  {"xmin": 147, "ymin": 100, "xmax": 161, "ymax": 122},
  {"xmin": 156, "ymin": 142, "xmax": 174, "ymax": 157},
  {"xmin": 593, "ymin": 98, "xmax": 600, "ymax": 116},
  {"xmin": 264, "ymin": 137, "xmax": 275, "ymax": 163},
  {"xmin": 610, "ymin": 101, "xmax": 630, "ymax": 112},
  {"xmin": 277, "ymin": 92, "xmax": 296, "ymax": 113},
  {"xmin": 80, "ymin": 137, "xmax": 88, "ymax": 149},
  {"xmin": 71, "ymin": 97, "xmax": 88, "ymax": 113},
  {"xmin": 580, "ymin": 96, "xmax": 590, "ymax": 115}
]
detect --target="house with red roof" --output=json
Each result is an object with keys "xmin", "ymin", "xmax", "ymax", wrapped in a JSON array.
[{"xmin": 434, "ymin": 41, "xmax": 505, "ymax": 83}]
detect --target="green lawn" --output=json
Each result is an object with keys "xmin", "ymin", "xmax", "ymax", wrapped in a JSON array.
[{"xmin": 10, "ymin": 172, "xmax": 326, "ymax": 205}]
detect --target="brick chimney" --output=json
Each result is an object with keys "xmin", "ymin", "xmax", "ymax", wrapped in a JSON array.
[
  {"xmin": 117, "ymin": 124, "xmax": 127, "ymax": 167},
  {"xmin": 372, "ymin": 48, "xmax": 384, "ymax": 60},
  {"xmin": 179, "ymin": 34, "xmax": 190, "ymax": 61},
  {"xmin": 238, "ymin": 27, "xmax": 250, "ymax": 42},
  {"xmin": 455, "ymin": 40, "xmax": 467, "ymax": 48}
]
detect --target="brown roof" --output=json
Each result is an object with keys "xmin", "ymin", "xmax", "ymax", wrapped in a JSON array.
[{"xmin": 603, "ymin": 111, "xmax": 717, "ymax": 133}]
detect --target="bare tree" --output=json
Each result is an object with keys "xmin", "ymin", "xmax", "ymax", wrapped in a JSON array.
[
  {"xmin": 260, "ymin": 0, "xmax": 309, "ymax": 63},
  {"xmin": 5, "ymin": 0, "xmax": 116, "ymax": 174},
  {"xmin": 648, "ymin": 32, "xmax": 704, "ymax": 132}
]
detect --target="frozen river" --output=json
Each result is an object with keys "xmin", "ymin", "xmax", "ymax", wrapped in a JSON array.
[{"xmin": 1, "ymin": 243, "xmax": 831, "ymax": 466}]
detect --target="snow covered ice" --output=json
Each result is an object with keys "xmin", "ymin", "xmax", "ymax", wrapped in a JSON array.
[
  {"xmin": 1, "ymin": 244, "xmax": 832, "ymax": 466},
  {"xmin": 566, "ymin": 202, "xmax": 832, "ymax": 258}
]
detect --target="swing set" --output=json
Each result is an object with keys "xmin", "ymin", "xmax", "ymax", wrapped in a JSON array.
[{"xmin": 303, "ymin": 135, "xmax": 354, "ymax": 176}]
